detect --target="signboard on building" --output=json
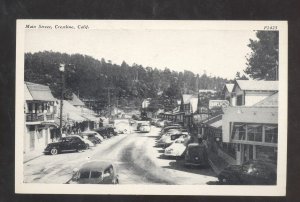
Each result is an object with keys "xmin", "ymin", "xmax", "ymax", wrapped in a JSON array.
[{"xmin": 209, "ymin": 100, "xmax": 229, "ymax": 109}]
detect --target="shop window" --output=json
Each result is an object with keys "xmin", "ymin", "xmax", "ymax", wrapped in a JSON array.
[
  {"xmin": 232, "ymin": 123, "xmax": 246, "ymax": 140},
  {"xmin": 265, "ymin": 125, "xmax": 278, "ymax": 143},
  {"xmin": 247, "ymin": 124, "xmax": 262, "ymax": 142}
]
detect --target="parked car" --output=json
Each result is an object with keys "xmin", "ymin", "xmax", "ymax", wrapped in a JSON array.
[
  {"xmin": 80, "ymin": 132, "xmax": 102, "ymax": 144},
  {"xmin": 82, "ymin": 131, "xmax": 104, "ymax": 142},
  {"xmin": 69, "ymin": 135, "xmax": 95, "ymax": 148},
  {"xmin": 67, "ymin": 161, "xmax": 119, "ymax": 184},
  {"xmin": 44, "ymin": 136, "xmax": 87, "ymax": 155},
  {"xmin": 184, "ymin": 143, "xmax": 209, "ymax": 167},
  {"xmin": 95, "ymin": 127, "xmax": 117, "ymax": 138},
  {"xmin": 164, "ymin": 138, "xmax": 187, "ymax": 158},
  {"xmin": 156, "ymin": 132, "xmax": 187, "ymax": 148},
  {"xmin": 160, "ymin": 126, "xmax": 183, "ymax": 136},
  {"xmin": 139, "ymin": 122, "xmax": 151, "ymax": 133},
  {"xmin": 218, "ymin": 160, "xmax": 277, "ymax": 185}
]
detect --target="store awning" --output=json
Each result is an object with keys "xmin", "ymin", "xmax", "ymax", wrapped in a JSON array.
[{"xmin": 209, "ymin": 119, "xmax": 222, "ymax": 129}]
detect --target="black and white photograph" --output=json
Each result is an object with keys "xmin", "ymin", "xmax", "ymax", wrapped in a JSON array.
[{"xmin": 15, "ymin": 20, "xmax": 287, "ymax": 195}]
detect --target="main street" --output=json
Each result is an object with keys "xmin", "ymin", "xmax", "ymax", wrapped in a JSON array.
[{"xmin": 24, "ymin": 126, "xmax": 217, "ymax": 184}]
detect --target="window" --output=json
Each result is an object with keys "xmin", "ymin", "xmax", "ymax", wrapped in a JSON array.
[
  {"xmin": 79, "ymin": 171, "xmax": 90, "ymax": 179},
  {"xmin": 90, "ymin": 171, "xmax": 102, "ymax": 178},
  {"xmin": 28, "ymin": 103, "xmax": 33, "ymax": 113},
  {"xmin": 265, "ymin": 125, "xmax": 278, "ymax": 143},
  {"xmin": 236, "ymin": 95, "xmax": 243, "ymax": 106},
  {"xmin": 232, "ymin": 123, "xmax": 246, "ymax": 140},
  {"xmin": 247, "ymin": 124, "xmax": 262, "ymax": 142}
]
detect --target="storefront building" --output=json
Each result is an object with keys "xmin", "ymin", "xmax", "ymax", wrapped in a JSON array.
[{"xmin": 222, "ymin": 106, "xmax": 278, "ymax": 165}]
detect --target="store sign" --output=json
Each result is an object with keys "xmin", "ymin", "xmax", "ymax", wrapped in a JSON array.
[{"xmin": 209, "ymin": 100, "xmax": 229, "ymax": 109}]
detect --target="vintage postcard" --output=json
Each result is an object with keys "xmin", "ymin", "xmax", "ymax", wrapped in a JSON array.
[{"xmin": 15, "ymin": 20, "xmax": 287, "ymax": 195}]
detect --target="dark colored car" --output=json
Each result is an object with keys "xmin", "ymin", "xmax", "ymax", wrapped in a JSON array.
[
  {"xmin": 218, "ymin": 160, "xmax": 277, "ymax": 185},
  {"xmin": 95, "ymin": 126, "xmax": 117, "ymax": 138},
  {"xmin": 67, "ymin": 161, "xmax": 119, "ymax": 184},
  {"xmin": 86, "ymin": 135, "xmax": 101, "ymax": 144},
  {"xmin": 44, "ymin": 136, "xmax": 87, "ymax": 155},
  {"xmin": 184, "ymin": 143, "xmax": 209, "ymax": 167}
]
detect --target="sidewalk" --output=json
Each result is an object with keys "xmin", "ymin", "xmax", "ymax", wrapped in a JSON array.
[
  {"xmin": 207, "ymin": 151, "xmax": 229, "ymax": 175},
  {"xmin": 24, "ymin": 149, "xmax": 44, "ymax": 163}
]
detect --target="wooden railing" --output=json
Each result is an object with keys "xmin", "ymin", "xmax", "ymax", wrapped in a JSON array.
[{"xmin": 26, "ymin": 113, "xmax": 54, "ymax": 122}]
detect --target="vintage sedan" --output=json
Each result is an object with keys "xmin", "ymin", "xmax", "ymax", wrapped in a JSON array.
[
  {"xmin": 139, "ymin": 123, "xmax": 151, "ymax": 133},
  {"xmin": 156, "ymin": 132, "xmax": 187, "ymax": 148},
  {"xmin": 218, "ymin": 160, "xmax": 277, "ymax": 185},
  {"xmin": 67, "ymin": 161, "xmax": 119, "ymax": 184},
  {"xmin": 184, "ymin": 143, "xmax": 209, "ymax": 167},
  {"xmin": 80, "ymin": 131, "xmax": 103, "ymax": 144},
  {"xmin": 44, "ymin": 136, "xmax": 87, "ymax": 155},
  {"xmin": 69, "ymin": 135, "xmax": 95, "ymax": 148},
  {"xmin": 164, "ymin": 138, "xmax": 187, "ymax": 158}
]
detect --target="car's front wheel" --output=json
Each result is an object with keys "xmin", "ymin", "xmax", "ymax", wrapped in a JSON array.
[
  {"xmin": 50, "ymin": 148, "xmax": 58, "ymax": 155},
  {"xmin": 85, "ymin": 144, "xmax": 90, "ymax": 149}
]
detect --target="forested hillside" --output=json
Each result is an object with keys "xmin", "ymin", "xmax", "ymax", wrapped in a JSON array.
[{"xmin": 25, "ymin": 51, "xmax": 228, "ymax": 110}]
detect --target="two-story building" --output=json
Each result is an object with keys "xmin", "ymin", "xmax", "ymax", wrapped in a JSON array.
[
  {"xmin": 24, "ymin": 82, "xmax": 57, "ymax": 154},
  {"xmin": 232, "ymin": 80, "xmax": 278, "ymax": 106}
]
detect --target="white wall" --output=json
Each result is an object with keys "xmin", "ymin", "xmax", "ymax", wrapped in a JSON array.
[{"xmin": 245, "ymin": 91, "xmax": 274, "ymax": 106}]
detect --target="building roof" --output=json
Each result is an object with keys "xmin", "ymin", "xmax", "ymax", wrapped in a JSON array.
[
  {"xmin": 223, "ymin": 84, "xmax": 234, "ymax": 93},
  {"xmin": 68, "ymin": 93, "xmax": 85, "ymax": 106},
  {"xmin": 182, "ymin": 94, "xmax": 198, "ymax": 104},
  {"xmin": 24, "ymin": 84, "xmax": 33, "ymax": 100},
  {"xmin": 25, "ymin": 82, "xmax": 56, "ymax": 101},
  {"xmin": 62, "ymin": 101, "xmax": 86, "ymax": 122},
  {"xmin": 254, "ymin": 92, "xmax": 278, "ymax": 107},
  {"xmin": 235, "ymin": 80, "xmax": 278, "ymax": 91}
]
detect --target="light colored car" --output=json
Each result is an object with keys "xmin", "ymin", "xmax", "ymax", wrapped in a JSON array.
[
  {"xmin": 69, "ymin": 135, "xmax": 95, "ymax": 148},
  {"xmin": 67, "ymin": 161, "xmax": 119, "ymax": 184},
  {"xmin": 81, "ymin": 131, "xmax": 104, "ymax": 142},
  {"xmin": 139, "ymin": 123, "xmax": 151, "ymax": 133},
  {"xmin": 164, "ymin": 138, "xmax": 187, "ymax": 157},
  {"xmin": 156, "ymin": 132, "xmax": 188, "ymax": 148}
]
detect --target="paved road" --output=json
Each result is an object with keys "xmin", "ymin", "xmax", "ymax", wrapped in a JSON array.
[{"xmin": 24, "ymin": 126, "xmax": 217, "ymax": 184}]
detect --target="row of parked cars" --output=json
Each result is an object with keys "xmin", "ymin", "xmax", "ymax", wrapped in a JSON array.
[
  {"xmin": 153, "ymin": 120, "xmax": 277, "ymax": 185},
  {"xmin": 44, "ymin": 126, "xmax": 118, "ymax": 155},
  {"xmin": 155, "ymin": 123, "xmax": 209, "ymax": 167}
]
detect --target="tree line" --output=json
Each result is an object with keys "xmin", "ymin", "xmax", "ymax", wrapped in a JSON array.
[{"xmin": 25, "ymin": 51, "xmax": 228, "ymax": 110}]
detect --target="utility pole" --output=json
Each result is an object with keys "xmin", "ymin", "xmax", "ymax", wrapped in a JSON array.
[
  {"xmin": 59, "ymin": 63, "xmax": 65, "ymax": 136},
  {"xmin": 104, "ymin": 87, "xmax": 114, "ymax": 117}
]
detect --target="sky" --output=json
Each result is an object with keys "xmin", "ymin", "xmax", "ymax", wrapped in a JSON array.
[{"xmin": 25, "ymin": 29, "xmax": 257, "ymax": 79}]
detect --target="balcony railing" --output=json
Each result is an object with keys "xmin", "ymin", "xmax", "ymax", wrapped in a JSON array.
[{"xmin": 26, "ymin": 113, "xmax": 54, "ymax": 122}]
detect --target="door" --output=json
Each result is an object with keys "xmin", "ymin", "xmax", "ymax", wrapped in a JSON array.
[{"xmin": 60, "ymin": 138, "xmax": 71, "ymax": 151}]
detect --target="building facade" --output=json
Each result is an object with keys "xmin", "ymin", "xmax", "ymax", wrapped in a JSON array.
[
  {"xmin": 222, "ymin": 106, "xmax": 278, "ymax": 165},
  {"xmin": 24, "ymin": 82, "xmax": 57, "ymax": 154}
]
